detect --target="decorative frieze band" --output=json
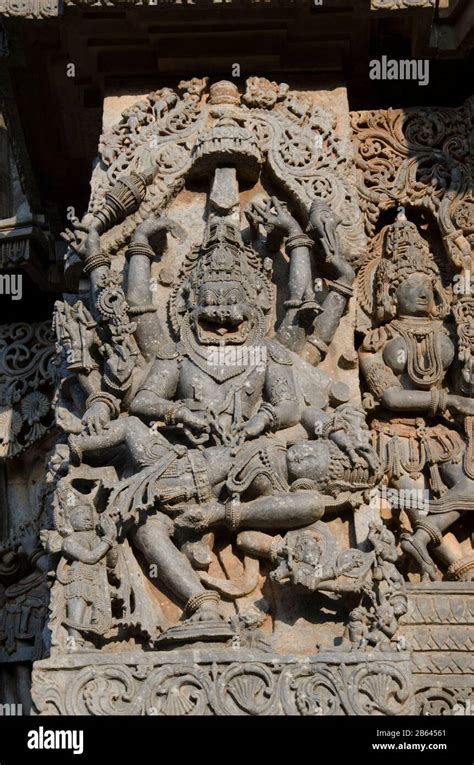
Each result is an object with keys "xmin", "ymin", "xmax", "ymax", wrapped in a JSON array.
[{"xmin": 32, "ymin": 651, "xmax": 415, "ymax": 716}]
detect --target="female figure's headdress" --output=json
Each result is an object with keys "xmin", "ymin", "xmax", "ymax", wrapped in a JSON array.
[{"xmin": 359, "ymin": 207, "xmax": 450, "ymax": 324}]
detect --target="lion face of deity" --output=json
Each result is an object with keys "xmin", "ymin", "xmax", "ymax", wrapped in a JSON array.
[
  {"xmin": 171, "ymin": 218, "xmax": 272, "ymax": 343},
  {"xmin": 190, "ymin": 279, "xmax": 255, "ymax": 345},
  {"xmin": 396, "ymin": 272, "xmax": 436, "ymax": 318}
]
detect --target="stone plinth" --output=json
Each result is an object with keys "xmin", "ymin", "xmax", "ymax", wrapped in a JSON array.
[{"xmin": 31, "ymin": 649, "xmax": 414, "ymax": 716}]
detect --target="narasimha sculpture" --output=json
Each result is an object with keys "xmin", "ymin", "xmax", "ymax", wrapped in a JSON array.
[
  {"xmin": 27, "ymin": 79, "xmax": 473, "ymax": 718},
  {"xmin": 42, "ymin": 78, "xmax": 394, "ymax": 652},
  {"xmin": 48, "ymin": 194, "xmax": 384, "ymax": 645}
]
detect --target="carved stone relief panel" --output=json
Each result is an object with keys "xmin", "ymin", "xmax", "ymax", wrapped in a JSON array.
[
  {"xmin": 21, "ymin": 78, "xmax": 473, "ymax": 716},
  {"xmin": 0, "ymin": 322, "xmax": 55, "ymax": 460},
  {"xmin": 352, "ymin": 99, "xmax": 474, "ymax": 584}
]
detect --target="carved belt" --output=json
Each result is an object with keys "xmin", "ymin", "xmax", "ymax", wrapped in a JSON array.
[
  {"xmin": 227, "ymin": 438, "xmax": 288, "ymax": 495},
  {"xmin": 373, "ymin": 419, "xmax": 463, "ymax": 494}
]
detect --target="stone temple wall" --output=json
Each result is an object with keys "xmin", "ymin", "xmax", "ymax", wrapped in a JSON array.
[{"xmin": 0, "ymin": 2, "xmax": 472, "ymax": 718}]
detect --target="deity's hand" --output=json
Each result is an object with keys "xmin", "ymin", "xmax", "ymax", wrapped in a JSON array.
[
  {"xmin": 61, "ymin": 213, "xmax": 101, "ymax": 262},
  {"xmin": 354, "ymin": 444, "xmax": 382, "ymax": 475},
  {"xmin": 82, "ymin": 401, "xmax": 111, "ymax": 435},
  {"xmin": 448, "ymin": 394, "xmax": 474, "ymax": 417},
  {"xmin": 306, "ymin": 201, "xmax": 341, "ymax": 246},
  {"xmin": 245, "ymin": 197, "xmax": 302, "ymax": 248},
  {"xmin": 331, "ymin": 430, "xmax": 380, "ymax": 473},
  {"xmin": 175, "ymin": 407, "xmax": 210, "ymax": 434},
  {"xmin": 38, "ymin": 530, "xmax": 50, "ymax": 550},
  {"xmin": 98, "ymin": 514, "xmax": 117, "ymax": 543},
  {"xmin": 338, "ymin": 558, "xmax": 357, "ymax": 576},
  {"xmin": 132, "ymin": 214, "xmax": 185, "ymax": 247},
  {"xmin": 102, "ymin": 342, "xmax": 137, "ymax": 389},
  {"xmin": 175, "ymin": 503, "xmax": 224, "ymax": 531},
  {"xmin": 239, "ymin": 413, "xmax": 269, "ymax": 440},
  {"xmin": 293, "ymin": 568, "xmax": 320, "ymax": 590},
  {"xmin": 271, "ymin": 565, "xmax": 291, "ymax": 584},
  {"xmin": 175, "ymin": 506, "xmax": 207, "ymax": 531}
]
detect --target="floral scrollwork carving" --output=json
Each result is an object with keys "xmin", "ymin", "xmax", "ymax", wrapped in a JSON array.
[{"xmin": 0, "ymin": 321, "xmax": 55, "ymax": 458}]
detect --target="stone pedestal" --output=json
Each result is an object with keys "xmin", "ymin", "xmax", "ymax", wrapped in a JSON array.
[{"xmin": 32, "ymin": 649, "xmax": 414, "ymax": 716}]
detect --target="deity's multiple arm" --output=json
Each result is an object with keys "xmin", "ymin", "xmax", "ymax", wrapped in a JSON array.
[
  {"xmin": 246, "ymin": 196, "xmax": 355, "ymax": 364},
  {"xmin": 307, "ymin": 201, "xmax": 355, "ymax": 349},
  {"xmin": 125, "ymin": 215, "xmax": 185, "ymax": 362},
  {"xmin": 59, "ymin": 196, "xmax": 188, "ymax": 434}
]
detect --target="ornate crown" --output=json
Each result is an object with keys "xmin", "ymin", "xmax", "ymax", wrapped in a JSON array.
[
  {"xmin": 384, "ymin": 206, "xmax": 430, "ymax": 260},
  {"xmin": 373, "ymin": 207, "xmax": 450, "ymax": 322},
  {"xmin": 191, "ymin": 220, "xmax": 245, "ymax": 286}
]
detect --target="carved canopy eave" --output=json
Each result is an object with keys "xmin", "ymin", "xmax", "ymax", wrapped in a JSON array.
[
  {"xmin": 350, "ymin": 96, "xmax": 474, "ymax": 271},
  {"xmin": 62, "ymin": 77, "xmax": 367, "ymax": 276}
]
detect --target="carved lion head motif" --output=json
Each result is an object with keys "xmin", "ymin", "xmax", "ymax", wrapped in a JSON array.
[{"xmin": 170, "ymin": 218, "xmax": 272, "ymax": 344}]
